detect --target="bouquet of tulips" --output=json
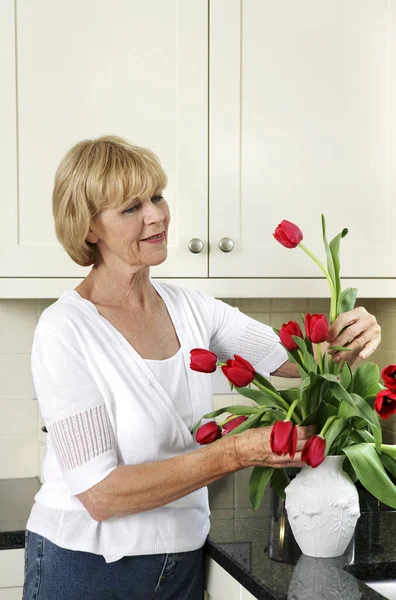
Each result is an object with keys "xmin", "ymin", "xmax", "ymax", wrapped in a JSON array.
[{"xmin": 190, "ymin": 216, "xmax": 396, "ymax": 511}]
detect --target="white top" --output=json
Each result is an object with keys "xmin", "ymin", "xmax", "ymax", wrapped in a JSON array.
[{"xmin": 26, "ymin": 278, "xmax": 288, "ymax": 560}]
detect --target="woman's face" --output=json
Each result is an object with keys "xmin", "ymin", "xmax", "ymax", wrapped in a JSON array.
[{"xmin": 87, "ymin": 190, "xmax": 170, "ymax": 269}]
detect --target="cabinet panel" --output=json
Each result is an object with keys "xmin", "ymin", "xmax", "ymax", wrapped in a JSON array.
[
  {"xmin": 0, "ymin": 0, "xmax": 208, "ymax": 277},
  {"xmin": 210, "ymin": 0, "xmax": 396, "ymax": 278}
]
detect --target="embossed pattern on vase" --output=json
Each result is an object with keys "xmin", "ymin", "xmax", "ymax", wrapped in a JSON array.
[{"xmin": 285, "ymin": 456, "xmax": 361, "ymax": 558}]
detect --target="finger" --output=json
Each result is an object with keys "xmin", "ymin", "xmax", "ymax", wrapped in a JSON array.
[
  {"xmin": 296, "ymin": 424, "xmax": 317, "ymax": 439},
  {"xmin": 272, "ymin": 451, "xmax": 304, "ymax": 468},
  {"xmin": 330, "ymin": 318, "xmax": 370, "ymax": 350},
  {"xmin": 332, "ymin": 326, "xmax": 380, "ymax": 363},
  {"xmin": 327, "ymin": 307, "xmax": 368, "ymax": 342},
  {"xmin": 359, "ymin": 334, "xmax": 382, "ymax": 360}
]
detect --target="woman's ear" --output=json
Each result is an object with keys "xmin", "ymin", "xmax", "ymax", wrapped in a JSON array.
[{"xmin": 86, "ymin": 228, "xmax": 99, "ymax": 244}]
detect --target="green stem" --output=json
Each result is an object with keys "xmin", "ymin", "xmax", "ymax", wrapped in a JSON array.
[
  {"xmin": 253, "ymin": 380, "xmax": 290, "ymax": 410},
  {"xmin": 317, "ymin": 343, "xmax": 323, "ymax": 374},
  {"xmin": 320, "ymin": 415, "xmax": 337, "ymax": 437},
  {"xmin": 297, "ymin": 349, "xmax": 305, "ymax": 367},
  {"xmin": 299, "ymin": 243, "xmax": 337, "ymax": 323},
  {"xmin": 285, "ymin": 399, "xmax": 301, "ymax": 424}
]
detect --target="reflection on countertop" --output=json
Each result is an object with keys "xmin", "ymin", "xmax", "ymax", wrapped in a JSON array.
[{"xmin": 0, "ymin": 473, "xmax": 395, "ymax": 599}]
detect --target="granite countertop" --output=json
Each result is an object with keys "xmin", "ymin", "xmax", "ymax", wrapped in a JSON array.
[{"xmin": 1, "ymin": 475, "xmax": 395, "ymax": 599}]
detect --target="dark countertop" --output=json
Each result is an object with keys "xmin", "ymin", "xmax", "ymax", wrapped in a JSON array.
[{"xmin": 1, "ymin": 475, "xmax": 395, "ymax": 599}]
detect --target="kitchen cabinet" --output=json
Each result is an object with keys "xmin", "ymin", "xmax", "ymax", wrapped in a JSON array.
[
  {"xmin": 2, "ymin": 0, "xmax": 396, "ymax": 298},
  {"xmin": 0, "ymin": 549, "xmax": 24, "ymax": 599},
  {"xmin": 0, "ymin": 0, "xmax": 208, "ymax": 279},
  {"xmin": 205, "ymin": 557, "xmax": 257, "ymax": 599},
  {"xmin": 209, "ymin": 0, "xmax": 396, "ymax": 279}
]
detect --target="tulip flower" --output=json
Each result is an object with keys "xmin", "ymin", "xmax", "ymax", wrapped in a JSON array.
[
  {"xmin": 305, "ymin": 313, "xmax": 329, "ymax": 344},
  {"xmin": 222, "ymin": 355, "xmax": 255, "ymax": 387},
  {"xmin": 190, "ymin": 348, "xmax": 218, "ymax": 373},
  {"xmin": 273, "ymin": 220, "xmax": 303, "ymax": 249},
  {"xmin": 301, "ymin": 435, "xmax": 326, "ymax": 467},
  {"xmin": 375, "ymin": 389, "xmax": 396, "ymax": 420},
  {"xmin": 382, "ymin": 365, "xmax": 396, "ymax": 391},
  {"xmin": 196, "ymin": 421, "xmax": 222, "ymax": 444},
  {"xmin": 222, "ymin": 415, "xmax": 248, "ymax": 435},
  {"xmin": 279, "ymin": 321, "xmax": 304, "ymax": 351},
  {"xmin": 270, "ymin": 420, "xmax": 297, "ymax": 459}
]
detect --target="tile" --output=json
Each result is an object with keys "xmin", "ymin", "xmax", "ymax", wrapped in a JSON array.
[
  {"xmin": 307, "ymin": 298, "xmax": 331, "ymax": 314},
  {"xmin": 208, "ymin": 474, "xmax": 235, "ymax": 510},
  {"xmin": 38, "ymin": 299, "xmax": 56, "ymax": 316},
  {"xmin": 367, "ymin": 350, "xmax": 396, "ymax": 372},
  {"xmin": 208, "ymin": 518, "xmax": 235, "ymax": 543},
  {"xmin": 0, "ymin": 437, "xmax": 40, "ymax": 478},
  {"xmin": 382, "ymin": 429, "xmax": 396, "ymax": 444},
  {"xmin": 270, "ymin": 299, "xmax": 307, "ymax": 313},
  {"xmin": 375, "ymin": 312, "xmax": 396, "ymax": 351},
  {"xmin": 235, "ymin": 467, "xmax": 254, "ymax": 509},
  {"xmin": 234, "ymin": 299, "xmax": 271, "ymax": 313},
  {"xmin": 270, "ymin": 312, "xmax": 304, "ymax": 330},
  {"xmin": 0, "ymin": 355, "xmax": 33, "ymax": 396},
  {"xmin": 0, "ymin": 300, "xmax": 38, "ymax": 354},
  {"xmin": 0, "ymin": 397, "xmax": 38, "ymax": 437},
  {"xmin": 213, "ymin": 395, "xmax": 235, "ymax": 412},
  {"xmin": 217, "ymin": 298, "xmax": 236, "ymax": 307},
  {"xmin": 246, "ymin": 312, "xmax": 271, "ymax": 327}
]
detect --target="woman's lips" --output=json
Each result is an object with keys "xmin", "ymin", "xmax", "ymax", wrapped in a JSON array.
[{"xmin": 142, "ymin": 232, "xmax": 165, "ymax": 244}]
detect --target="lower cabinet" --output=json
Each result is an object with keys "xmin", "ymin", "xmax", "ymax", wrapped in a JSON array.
[
  {"xmin": 205, "ymin": 556, "xmax": 257, "ymax": 599},
  {"xmin": 0, "ymin": 549, "xmax": 24, "ymax": 599}
]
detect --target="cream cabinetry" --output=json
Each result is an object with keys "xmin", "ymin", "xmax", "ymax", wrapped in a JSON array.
[
  {"xmin": 0, "ymin": 0, "xmax": 208, "ymax": 279},
  {"xmin": 2, "ymin": 0, "xmax": 396, "ymax": 298},
  {"xmin": 0, "ymin": 549, "xmax": 24, "ymax": 599},
  {"xmin": 205, "ymin": 556, "xmax": 257, "ymax": 600}
]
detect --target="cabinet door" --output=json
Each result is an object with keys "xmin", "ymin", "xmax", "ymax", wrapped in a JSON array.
[
  {"xmin": 210, "ymin": 0, "xmax": 396, "ymax": 278},
  {"xmin": 0, "ymin": 0, "xmax": 208, "ymax": 277}
]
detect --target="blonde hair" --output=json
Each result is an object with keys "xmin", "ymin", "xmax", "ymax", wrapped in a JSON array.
[{"xmin": 52, "ymin": 134, "xmax": 168, "ymax": 266}]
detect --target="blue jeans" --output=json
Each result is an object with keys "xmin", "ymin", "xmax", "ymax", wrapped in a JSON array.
[{"xmin": 23, "ymin": 530, "xmax": 204, "ymax": 600}]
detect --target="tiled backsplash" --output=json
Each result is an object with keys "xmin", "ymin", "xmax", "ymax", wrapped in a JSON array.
[{"xmin": 0, "ymin": 296, "xmax": 395, "ymax": 479}]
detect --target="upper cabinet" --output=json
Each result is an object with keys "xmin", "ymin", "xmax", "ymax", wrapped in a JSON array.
[
  {"xmin": 209, "ymin": 0, "xmax": 396, "ymax": 279},
  {"xmin": 2, "ymin": 0, "xmax": 396, "ymax": 295},
  {"xmin": 0, "ymin": 0, "xmax": 208, "ymax": 278}
]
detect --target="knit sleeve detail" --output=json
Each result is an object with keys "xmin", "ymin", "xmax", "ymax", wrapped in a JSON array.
[
  {"xmin": 32, "ymin": 322, "xmax": 118, "ymax": 495},
  {"xmin": 187, "ymin": 291, "xmax": 288, "ymax": 377}
]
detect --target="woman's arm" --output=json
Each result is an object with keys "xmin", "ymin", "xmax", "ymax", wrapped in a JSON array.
[{"xmin": 77, "ymin": 424, "xmax": 314, "ymax": 521}]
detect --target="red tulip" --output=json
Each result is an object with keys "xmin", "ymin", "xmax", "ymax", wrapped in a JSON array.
[
  {"xmin": 190, "ymin": 348, "xmax": 218, "ymax": 373},
  {"xmin": 382, "ymin": 365, "xmax": 396, "ymax": 391},
  {"xmin": 273, "ymin": 220, "xmax": 303, "ymax": 249},
  {"xmin": 301, "ymin": 435, "xmax": 326, "ymax": 468},
  {"xmin": 221, "ymin": 357, "xmax": 255, "ymax": 387},
  {"xmin": 305, "ymin": 313, "xmax": 329, "ymax": 344},
  {"xmin": 375, "ymin": 389, "xmax": 396, "ymax": 420},
  {"xmin": 279, "ymin": 321, "xmax": 304, "ymax": 351},
  {"xmin": 196, "ymin": 421, "xmax": 222, "ymax": 444},
  {"xmin": 270, "ymin": 421, "xmax": 297, "ymax": 459},
  {"xmin": 222, "ymin": 415, "xmax": 248, "ymax": 435}
]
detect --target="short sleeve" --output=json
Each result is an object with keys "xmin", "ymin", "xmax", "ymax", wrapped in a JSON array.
[
  {"xmin": 195, "ymin": 292, "xmax": 288, "ymax": 377},
  {"xmin": 31, "ymin": 323, "xmax": 118, "ymax": 495}
]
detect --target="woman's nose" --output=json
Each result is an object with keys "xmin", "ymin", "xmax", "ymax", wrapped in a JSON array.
[{"xmin": 143, "ymin": 203, "xmax": 164, "ymax": 224}]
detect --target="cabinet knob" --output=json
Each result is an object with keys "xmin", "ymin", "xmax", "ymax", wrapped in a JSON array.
[
  {"xmin": 219, "ymin": 237, "xmax": 234, "ymax": 252},
  {"xmin": 188, "ymin": 238, "xmax": 204, "ymax": 254}
]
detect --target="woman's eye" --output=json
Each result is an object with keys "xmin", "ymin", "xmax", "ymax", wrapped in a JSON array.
[
  {"xmin": 123, "ymin": 205, "xmax": 139, "ymax": 214},
  {"xmin": 151, "ymin": 195, "xmax": 163, "ymax": 203}
]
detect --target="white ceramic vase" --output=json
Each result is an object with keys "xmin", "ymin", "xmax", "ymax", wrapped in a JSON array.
[{"xmin": 285, "ymin": 455, "xmax": 361, "ymax": 558}]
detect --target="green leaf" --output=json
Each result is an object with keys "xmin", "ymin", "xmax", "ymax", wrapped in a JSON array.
[
  {"xmin": 322, "ymin": 214, "xmax": 337, "ymax": 296},
  {"xmin": 234, "ymin": 386, "xmax": 287, "ymax": 412},
  {"xmin": 270, "ymin": 468, "xmax": 290, "ymax": 500},
  {"xmin": 329, "ymin": 346, "xmax": 352, "ymax": 352},
  {"xmin": 301, "ymin": 373, "xmax": 324, "ymax": 417},
  {"xmin": 223, "ymin": 411, "xmax": 264, "ymax": 436},
  {"xmin": 249, "ymin": 466, "xmax": 274, "ymax": 510},
  {"xmin": 352, "ymin": 363, "xmax": 380, "ymax": 399},
  {"xmin": 293, "ymin": 336, "xmax": 317, "ymax": 373},
  {"xmin": 338, "ymin": 393, "xmax": 382, "ymax": 451},
  {"xmin": 343, "ymin": 443, "xmax": 396, "ymax": 508},
  {"xmin": 190, "ymin": 405, "xmax": 262, "ymax": 433},
  {"xmin": 342, "ymin": 456, "xmax": 358, "ymax": 483},
  {"xmin": 350, "ymin": 428, "xmax": 374, "ymax": 444},
  {"xmin": 319, "ymin": 373, "xmax": 355, "ymax": 407},
  {"xmin": 329, "ymin": 227, "xmax": 348, "ymax": 313},
  {"xmin": 381, "ymin": 454, "xmax": 396, "ymax": 479},
  {"xmin": 324, "ymin": 418, "xmax": 346, "ymax": 455},
  {"xmin": 340, "ymin": 362, "xmax": 353, "ymax": 390},
  {"xmin": 339, "ymin": 287, "xmax": 358, "ymax": 314},
  {"xmin": 253, "ymin": 372, "xmax": 279, "ymax": 394}
]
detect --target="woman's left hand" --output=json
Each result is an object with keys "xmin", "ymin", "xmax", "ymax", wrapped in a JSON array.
[{"xmin": 326, "ymin": 307, "xmax": 381, "ymax": 365}]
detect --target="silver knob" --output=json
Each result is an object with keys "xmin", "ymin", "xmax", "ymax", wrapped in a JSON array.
[
  {"xmin": 219, "ymin": 237, "xmax": 234, "ymax": 252},
  {"xmin": 188, "ymin": 238, "xmax": 204, "ymax": 254}
]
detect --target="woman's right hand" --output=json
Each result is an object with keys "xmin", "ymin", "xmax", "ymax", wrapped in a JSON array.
[{"xmin": 231, "ymin": 424, "xmax": 317, "ymax": 469}]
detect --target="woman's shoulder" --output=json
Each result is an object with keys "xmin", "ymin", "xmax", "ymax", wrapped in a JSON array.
[{"xmin": 35, "ymin": 290, "xmax": 90, "ymax": 341}]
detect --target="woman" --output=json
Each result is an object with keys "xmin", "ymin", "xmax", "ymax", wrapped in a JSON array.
[{"xmin": 23, "ymin": 135, "xmax": 381, "ymax": 600}]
